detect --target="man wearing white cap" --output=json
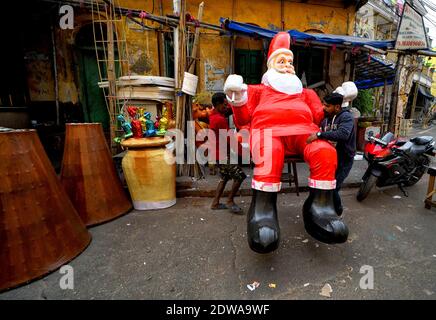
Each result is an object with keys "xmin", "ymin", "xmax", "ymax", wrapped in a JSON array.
[
  {"xmin": 307, "ymin": 82, "xmax": 358, "ymax": 215},
  {"xmin": 224, "ymin": 32, "xmax": 350, "ymax": 253}
]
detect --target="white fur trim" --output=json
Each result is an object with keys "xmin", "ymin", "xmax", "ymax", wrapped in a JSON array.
[
  {"xmin": 251, "ymin": 179, "xmax": 282, "ymax": 192},
  {"xmin": 308, "ymin": 178, "xmax": 336, "ymax": 190},
  {"xmin": 267, "ymin": 48, "xmax": 294, "ymax": 67}
]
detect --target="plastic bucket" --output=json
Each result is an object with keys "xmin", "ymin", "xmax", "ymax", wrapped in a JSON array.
[{"xmin": 182, "ymin": 72, "xmax": 198, "ymax": 96}]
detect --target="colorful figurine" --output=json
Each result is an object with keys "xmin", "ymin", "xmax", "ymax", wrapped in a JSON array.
[
  {"xmin": 143, "ymin": 112, "xmax": 157, "ymax": 137},
  {"xmin": 154, "ymin": 115, "xmax": 161, "ymax": 130},
  {"xmin": 116, "ymin": 114, "xmax": 133, "ymax": 142},
  {"xmin": 126, "ymin": 106, "xmax": 138, "ymax": 119},
  {"xmin": 138, "ymin": 108, "xmax": 147, "ymax": 133},
  {"xmin": 156, "ymin": 108, "xmax": 169, "ymax": 136},
  {"xmin": 131, "ymin": 119, "xmax": 143, "ymax": 138}
]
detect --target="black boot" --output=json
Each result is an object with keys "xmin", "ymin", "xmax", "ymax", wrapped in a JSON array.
[
  {"xmin": 303, "ymin": 188, "xmax": 348, "ymax": 244},
  {"xmin": 247, "ymin": 189, "xmax": 280, "ymax": 253},
  {"xmin": 333, "ymin": 189, "xmax": 343, "ymax": 216}
]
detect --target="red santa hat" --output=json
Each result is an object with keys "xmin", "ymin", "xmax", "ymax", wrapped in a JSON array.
[{"xmin": 267, "ymin": 32, "xmax": 294, "ymax": 67}]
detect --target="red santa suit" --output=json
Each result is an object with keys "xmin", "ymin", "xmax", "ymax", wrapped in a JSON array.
[
  {"xmin": 224, "ymin": 32, "xmax": 352, "ymax": 252},
  {"xmin": 230, "ymin": 73, "xmax": 337, "ymax": 193}
]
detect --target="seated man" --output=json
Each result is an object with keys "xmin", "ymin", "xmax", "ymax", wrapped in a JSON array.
[{"xmin": 306, "ymin": 82, "xmax": 358, "ymax": 214}]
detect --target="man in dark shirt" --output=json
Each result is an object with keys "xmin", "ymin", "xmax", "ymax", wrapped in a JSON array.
[{"xmin": 306, "ymin": 91, "xmax": 356, "ymax": 214}]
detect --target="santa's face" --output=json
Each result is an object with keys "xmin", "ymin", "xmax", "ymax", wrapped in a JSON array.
[{"xmin": 272, "ymin": 53, "xmax": 295, "ymax": 74}]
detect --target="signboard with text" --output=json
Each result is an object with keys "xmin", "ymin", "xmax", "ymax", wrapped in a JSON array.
[{"xmin": 395, "ymin": 2, "xmax": 429, "ymax": 50}]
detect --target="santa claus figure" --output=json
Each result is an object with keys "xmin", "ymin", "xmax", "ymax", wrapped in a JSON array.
[{"xmin": 224, "ymin": 32, "xmax": 356, "ymax": 253}]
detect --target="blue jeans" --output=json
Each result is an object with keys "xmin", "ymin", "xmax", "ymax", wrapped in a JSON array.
[{"xmin": 336, "ymin": 154, "xmax": 354, "ymax": 191}]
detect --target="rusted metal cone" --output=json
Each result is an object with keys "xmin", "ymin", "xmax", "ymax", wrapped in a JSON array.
[
  {"xmin": 61, "ymin": 123, "xmax": 132, "ymax": 226},
  {"xmin": 0, "ymin": 130, "xmax": 91, "ymax": 292}
]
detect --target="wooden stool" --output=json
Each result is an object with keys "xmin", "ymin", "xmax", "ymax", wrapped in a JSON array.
[
  {"xmin": 284, "ymin": 156, "xmax": 304, "ymax": 196},
  {"xmin": 425, "ymin": 167, "xmax": 436, "ymax": 209}
]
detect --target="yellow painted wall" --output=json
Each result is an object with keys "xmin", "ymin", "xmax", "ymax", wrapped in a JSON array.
[
  {"xmin": 115, "ymin": 0, "xmax": 355, "ymax": 93},
  {"xmin": 27, "ymin": 0, "xmax": 356, "ymax": 107},
  {"xmin": 426, "ymin": 50, "xmax": 436, "ymax": 97}
]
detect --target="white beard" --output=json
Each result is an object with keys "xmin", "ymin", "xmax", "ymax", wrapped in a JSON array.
[{"xmin": 261, "ymin": 68, "xmax": 303, "ymax": 95}]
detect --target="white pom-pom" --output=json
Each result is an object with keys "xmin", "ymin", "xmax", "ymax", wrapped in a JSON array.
[
  {"xmin": 341, "ymin": 81, "xmax": 358, "ymax": 102},
  {"xmin": 333, "ymin": 86, "xmax": 345, "ymax": 96}
]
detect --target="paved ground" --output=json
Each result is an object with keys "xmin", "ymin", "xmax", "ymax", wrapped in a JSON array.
[{"xmin": 2, "ymin": 125, "xmax": 436, "ymax": 300}]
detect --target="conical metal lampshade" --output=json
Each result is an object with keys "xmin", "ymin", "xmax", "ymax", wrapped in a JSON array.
[
  {"xmin": 60, "ymin": 123, "xmax": 132, "ymax": 226},
  {"xmin": 0, "ymin": 130, "xmax": 91, "ymax": 292}
]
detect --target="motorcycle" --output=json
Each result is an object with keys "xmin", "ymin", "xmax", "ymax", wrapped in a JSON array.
[{"xmin": 356, "ymin": 132, "xmax": 435, "ymax": 201}]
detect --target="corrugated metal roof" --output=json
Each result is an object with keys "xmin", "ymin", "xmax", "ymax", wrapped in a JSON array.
[
  {"xmin": 220, "ymin": 18, "xmax": 395, "ymax": 50},
  {"xmin": 354, "ymin": 54, "xmax": 396, "ymax": 89}
]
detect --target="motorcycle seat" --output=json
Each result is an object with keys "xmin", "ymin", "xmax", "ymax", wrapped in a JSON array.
[
  {"xmin": 395, "ymin": 140, "xmax": 407, "ymax": 146},
  {"xmin": 410, "ymin": 136, "xmax": 434, "ymax": 145},
  {"xmin": 397, "ymin": 141, "xmax": 413, "ymax": 152},
  {"xmin": 410, "ymin": 144, "xmax": 427, "ymax": 155}
]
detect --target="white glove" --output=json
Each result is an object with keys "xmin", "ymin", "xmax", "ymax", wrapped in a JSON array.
[{"xmin": 224, "ymin": 74, "xmax": 248, "ymax": 106}]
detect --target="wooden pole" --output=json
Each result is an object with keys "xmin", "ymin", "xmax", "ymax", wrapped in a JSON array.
[
  {"xmin": 107, "ymin": 7, "xmax": 118, "ymax": 154},
  {"xmin": 175, "ymin": 0, "xmax": 187, "ymax": 175},
  {"xmin": 157, "ymin": 0, "xmax": 165, "ymax": 76},
  {"xmin": 175, "ymin": 0, "xmax": 186, "ymax": 132},
  {"xmin": 188, "ymin": 2, "xmax": 204, "ymax": 74},
  {"xmin": 50, "ymin": 24, "xmax": 60, "ymax": 126},
  {"xmin": 186, "ymin": 2, "xmax": 205, "ymax": 178}
]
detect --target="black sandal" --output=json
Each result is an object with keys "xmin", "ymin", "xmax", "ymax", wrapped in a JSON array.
[
  {"xmin": 230, "ymin": 204, "xmax": 243, "ymax": 215},
  {"xmin": 211, "ymin": 203, "xmax": 228, "ymax": 210}
]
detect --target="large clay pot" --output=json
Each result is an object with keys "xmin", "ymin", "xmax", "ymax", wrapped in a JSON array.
[
  {"xmin": 121, "ymin": 136, "xmax": 176, "ymax": 210},
  {"xmin": 0, "ymin": 129, "xmax": 91, "ymax": 292},
  {"xmin": 60, "ymin": 123, "xmax": 132, "ymax": 226}
]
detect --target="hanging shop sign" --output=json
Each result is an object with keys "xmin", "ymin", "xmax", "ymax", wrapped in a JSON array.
[{"xmin": 395, "ymin": 1, "xmax": 429, "ymax": 50}]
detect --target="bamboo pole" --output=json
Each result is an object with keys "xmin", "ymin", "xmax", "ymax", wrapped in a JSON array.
[
  {"xmin": 99, "ymin": 0, "xmax": 222, "ymax": 32},
  {"xmin": 176, "ymin": 0, "xmax": 187, "ymax": 175},
  {"xmin": 188, "ymin": 2, "xmax": 204, "ymax": 178},
  {"xmin": 107, "ymin": 6, "xmax": 118, "ymax": 154},
  {"xmin": 175, "ymin": 0, "xmax": 186, "ymax": 132},
  {"xmin": 188, "ymin": 2, "xmax": 204, "ymax": 74}
]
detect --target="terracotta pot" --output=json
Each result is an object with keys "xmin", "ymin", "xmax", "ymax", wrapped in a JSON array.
[
  {"xmin": 0, "ymin": 130, "xmax": 91, "ymax": 292},
  {"xmin": 61, "ymin": 123, "xmax": 132, "ymax": 226},
  {"xmin": 121, "ymin": 136, "xmax": 176, "ymax": 210}
]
